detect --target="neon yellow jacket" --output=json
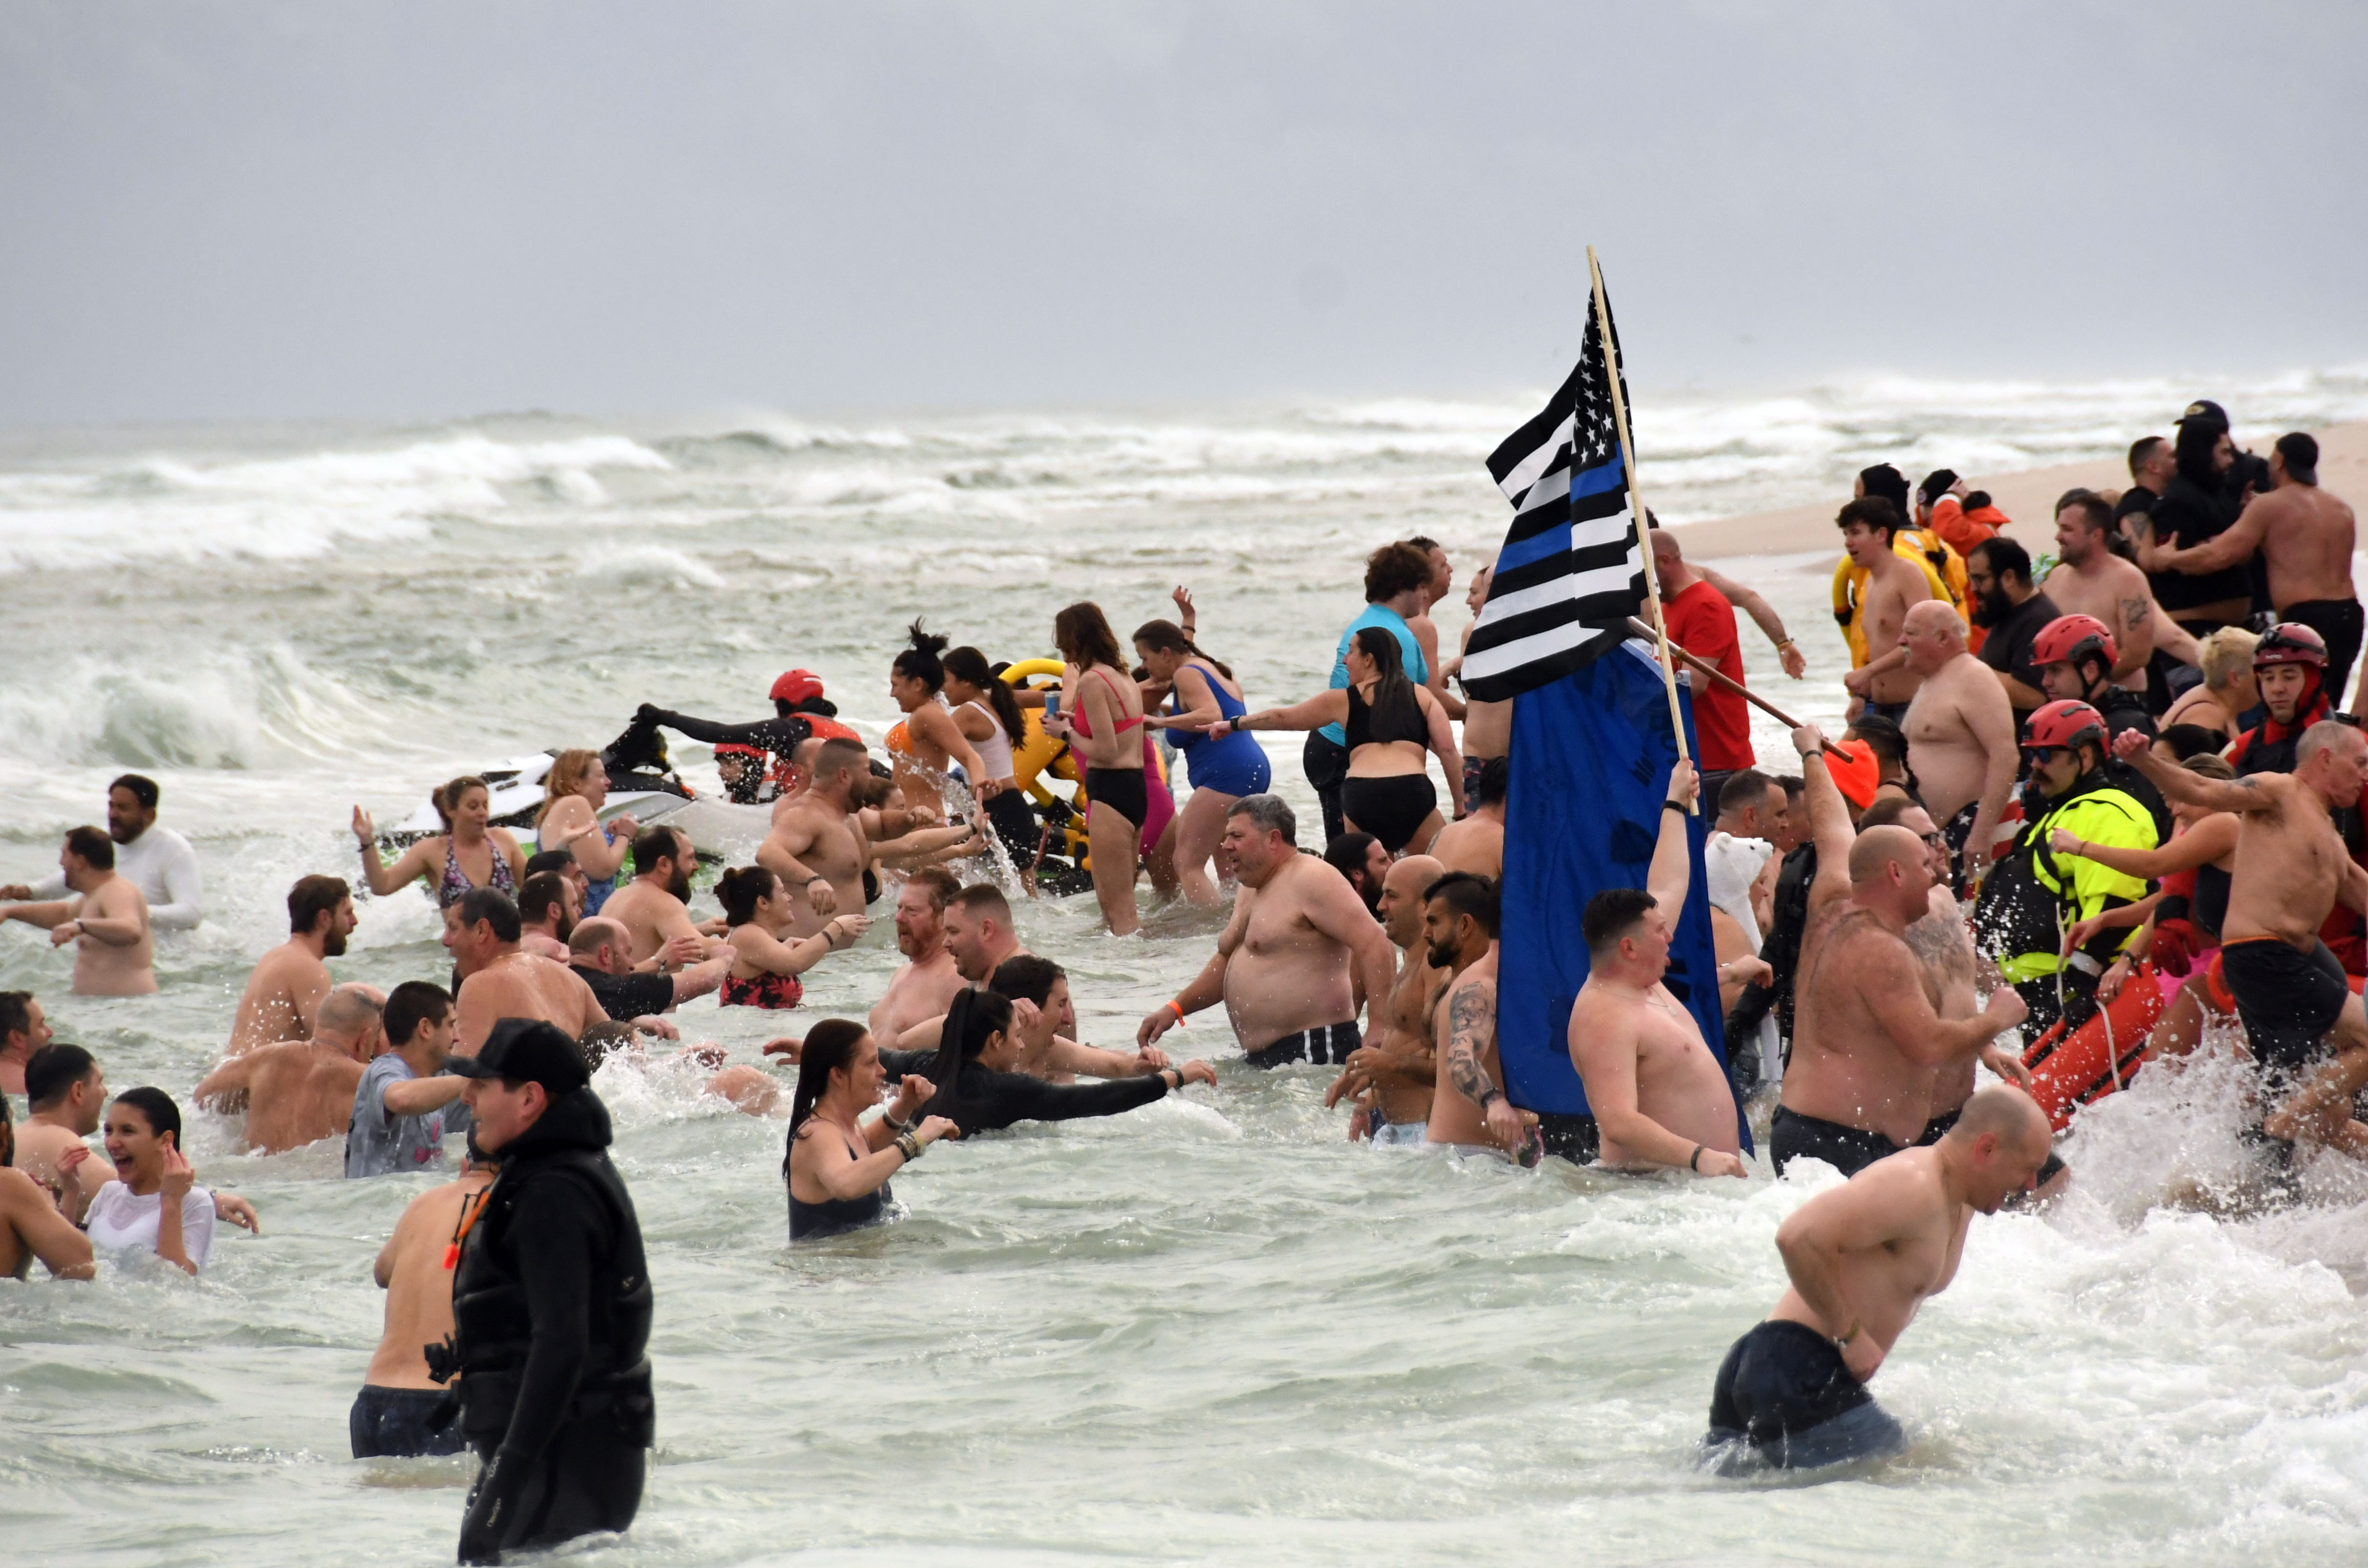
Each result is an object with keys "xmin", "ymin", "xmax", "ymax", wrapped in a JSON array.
[{"xmin": 1992, "ymin": 784, "xmax": 2158, "ymax": 984}]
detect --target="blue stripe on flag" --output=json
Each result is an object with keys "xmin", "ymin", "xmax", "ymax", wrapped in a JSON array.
[
  {"xmin": 1495, "ymin": 522, "xmax": 1569, "ymax": 573},
  {"xmin": 1570, "ymin": 455, "xmax": 1626, "ymax": 500}
]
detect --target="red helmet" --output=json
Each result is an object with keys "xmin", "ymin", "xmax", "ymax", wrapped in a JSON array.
[
  {"xmin": 2023, "ymin": 699, "xmax": 2107, "ymax": 755},
  {"xmin": 769, "ymin": 669, "xmax": 826, "ymax": 704},
  {"xmin": 2031, "ymin": 614, "xmax": 2116, "ymax": 673},
  {"xmin": 2253, "ymin": 623, "xmax": 2328, "ymax": 669}
]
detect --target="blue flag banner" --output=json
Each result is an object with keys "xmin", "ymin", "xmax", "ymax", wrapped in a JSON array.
[{"xmin": 1497, "ymin": 640, "xmax": 1750, "ymax": 1151}]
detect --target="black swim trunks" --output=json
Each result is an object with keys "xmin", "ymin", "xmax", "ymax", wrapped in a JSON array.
[
  {"xmin": 2220, "ymin": 936, "xmax": 2350, "ymax": 1079},
  {"xmin": 349, "ymin": 1384, "xmax": 463, "ymax": 1459},
  {"xmin": 1246, "ymin": 1020, "xmax": 1361, "ymax": 1068},
  {"xmin": 1703, "ymin": 1319, "xmax": 1906, "ymax": 1473},
  {"xmin": 1860, "ymin": 698, "xmax": 1911, "ymax": 726},
  {"xmin": 1770, "ymin": 1105, "xmax": 1904, "ymax": 1177}
]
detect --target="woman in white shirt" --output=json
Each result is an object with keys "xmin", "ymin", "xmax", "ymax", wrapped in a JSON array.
[{"xmin": 86, "ymin": 1087, "xmax": 215, "ymax": 1275}]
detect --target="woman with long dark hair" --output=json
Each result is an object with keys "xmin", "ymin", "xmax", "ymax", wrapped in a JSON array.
[
  {"xmin": 87, "ymin": 1087, "xmax": 224, "ymax": 1274},
  {"xmin": 782, "ymin": 1019, "xmax": 955, "ymax": 1241},
  {"xmin": 716, "ymin": 865, "xmax": 870, "ymax": 1010},
  {"xmin": 2149, "ymin": 412, "xmax": 2252, "ymax": 633},
  {"xmin": 352, "ymin": 775, "xmax": 524, "ymax": 906},
  {"xmin": 887, "ymin": 620, "xmax": 1001, "ymax": 818},
  {"xmin": 1135, "ymin": 617, "xmax": 1270, "ymax": 906},
  {"xmin": 914, "ymin": 988, "xmax": 1214, "ymax": 1138},
  {"xmin": 1205, "ymin": 627, "xmax": 1462, "ymax": 853},
  {"xmin": 942, "ymin": 646, "xmax": 1038, "ymax": 879},
  {"xmin": 1047, "ymin": 601, "xmax": 1167, "ymax": 934}
]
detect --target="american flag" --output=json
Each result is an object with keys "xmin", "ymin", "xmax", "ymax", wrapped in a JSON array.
[{"xmin": 1460, "ymin": 283, "xmax": 1645, "ymax": 703}]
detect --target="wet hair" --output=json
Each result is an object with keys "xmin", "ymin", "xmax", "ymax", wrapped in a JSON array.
[
  {"xmin": 536, "ymin": 749, "xmax": 602, "ymax": 826},
  {"xmin": 950, "ymin": 883, "xmax": 1013, "ymax": 924},
  {"xmin": 578, "ymin": 1021, "xmax": 638, "ymax": 1069},
  {"xmin": 1323, "ymin": 832, "xmax": 1383, "ymax": 904},
  {"xmin": 1773, "ymin": 774, "xmax": 1805, "ymax": 805},
  {"xmin": 524, "ymin": 848, "xmax": 575, "ymax": 878},
  {"xmin": 1847, "ymin": 713, "xmax": 1910, "ymax": 779},
  {"xmin": 0, "ymin": 991, "xmax": 34, "ymax": 1041},
  {"xmin": 2128, "ymin": 435, "xmax": 2168, "ymax": 478},
  {"xmin": 1131, "ymin": 618, "xmax": 1235, "ymax": 681},
  {"xmin": 2277, "ymin": 431, "xmax": 2320, "ymax": 483},
  {"xmin": 1968, "ymin": 536, "xmax": 2032, "ymax": 588},
  {"xmin": 2055, "ymin": 490, "xmax": 2113, "ymax": 534},
  {"xmin": 989, "ymin": 954, "xmax": 1064, "ymax": 1009},
  {"xmin": 847, "ymin": 771, "xmax": 894, "ymax": 810},
  {"xmin": 2157, "ymin": 723, "xmax": 2228, "ymax": 762},
  {"xmin": 455, "ymin": 886, "xmax": 522, "ymax": 944},
  {"xmin": 905, "ymin": 866, "xmax": 961, "ymax": 914},
  {"xmin": 892, "ymin": 619, "xmax": 950, "ymax": 690},
  {"xmin": 2197, "ymin": 625, "xmax": 2260, "ymax": 688},
  {"xmin": 1350, "ymin": 626, "xmax": 1425, "ymax": 744},
  {"xmin": 1227, "ymin": 793, "xmax": 1297, "ymax": 845},
  {"xmin": 382, "ymin": 981, "xmax": 452, "ymax": 1050},
  {"xmin": 518, "ymin": 871, "xmax": 572, "ymax": 928},
  {"xmin": 109, "ymin": 774, "xmax": 160, "ymax": 811},
  {"xmin": 943, "ymin": 646, "xmax": 1027, "ymax": 744},
  {"xmin": 2181, "ymin": 751, "xmax": 2237, "ymax": 780},
  {"xmin": 786, "ymin": 1017, "xmax": 871, "ymax": 1160},
  {"xmin": 1364, "ymin": 541, "xmax": 1432, "ymax": 603},
  {"xmin": 1916, "ymin": 469, "xmax": 1958, "ymax": 509},
  {"xmin": 1835, "ymin": 496, "xmax": 1902, "ymax": 540},
  {"xmin": 631, "ymin": 825, "xmax": 684, "ymax": 876},
  {"xmin": 1857, "ymin": 464, "xmax": 1911, "ymax": 514},
  {"xmin": 1423, "ymin": 871, "xmax": 1500, "ymax": 938},
  {"xmin": 1053, "ymin": 602, "xmax": 1125, "ymax": 670},
  {"xmin": 432, "ymin": 775, "xmax": 490, "ymax": 831},
  {"xmin": 25, "ymin": 1043, "xmax": 97, "ymax": 1111},
  {"xmin": 1583, "ymin": 886, "xmax": 1658, "ymax": 957},
  {"xmin": 287, "ymin": 874, "xmax": 350, "ymax": 936},
  {"xmin": 921, "ymin": 987, "xmax": 1015, "ymax": 1112},
  {"xmin": 111, "ymin": 1086, "xmax": 183, "ymax": 1150},
  {"xmin": 716, "ymin": 864, "xmax": 779, "ymax": 926},
  {"xmin": 1716, "ymin": 768, "xmax": 1778, "ymax": 820},
  {"xmin": 65, "ymin": 825, "xmax": 113, "ymax": 870},
  {"xmin": 2173, "ymin": 417, "xmax": 2226, "ymax": 489},
  {"xmin": 813, "ymin": 736, "xmax": 869, "ymax": 782},
  {"xmin": 1474, "ymin": 754, "xmax": 1509, "ymax": 809}
]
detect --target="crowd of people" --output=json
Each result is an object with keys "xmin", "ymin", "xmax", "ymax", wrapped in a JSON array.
[{"xmin": 1, "ymin": 395, "xmax": 2359, "ymax": 1549}]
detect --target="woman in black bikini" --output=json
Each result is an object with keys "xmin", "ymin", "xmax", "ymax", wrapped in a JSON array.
[
  {"xmin": 716, "ymin": 866, "xmax": 872, "ymax": 1010},
  {"xmin": 1206, "ymin": 628, "xmax": 1463, "ymax": 854},
  {"xmin": 1046, "ymin": 601, "xmax": 1150, "ymax": 936},
  {"xmin": 782, "ymin": 1019, "xmax": 956, "ymax": 1242}
]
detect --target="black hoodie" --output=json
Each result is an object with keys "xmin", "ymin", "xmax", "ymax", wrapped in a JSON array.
[
  {"xmin": 2148, "ymin": 422, "xmax": 2250, "ymax": 615},
  {"xmin": 451, "ymin": 1088, "xmax": 654, "ymax": 1459}
]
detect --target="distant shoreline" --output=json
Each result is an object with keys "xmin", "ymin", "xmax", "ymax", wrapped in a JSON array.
[{"xmin": 1680, "ymin": 419, "xmax": 2368, "ymax": 563}]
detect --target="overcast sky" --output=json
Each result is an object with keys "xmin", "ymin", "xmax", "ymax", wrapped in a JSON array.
[{"xmin": 3, "ymin": 1, "xmax": 2363, "ymax": 426}]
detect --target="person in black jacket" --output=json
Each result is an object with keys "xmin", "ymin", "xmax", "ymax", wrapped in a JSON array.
[
  {"xmin": 898, "ymin": 987, "xmax": 1215, "ymax": 1138},
  {"xmin": 2147, "ymin": 407, "xmax": 2257, "ymax": 634},
  {"xmin": 440, "ymin": 1020, "xmax": 653, "ymax": 1565}
]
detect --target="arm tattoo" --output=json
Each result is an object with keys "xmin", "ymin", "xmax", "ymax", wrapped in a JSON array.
[
  {"xmin": 2122, "ymin": 597, "xmax": 2150, "ymax": 634},
  {"xmin": 1445, "ymin": 982, "xmax": 1499, "ymax": 1106}
]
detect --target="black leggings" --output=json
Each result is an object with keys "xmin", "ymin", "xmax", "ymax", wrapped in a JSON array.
[
  {"xmin": 1340, "ymin": 773, "xmax": 1437, "ymax": 852},
  {"xmin": 982, "ymin": 787, "xmax": 1042, "ymax": 863},
  {"xmin": 1086, "ymin": 766, "xmax": 1148, "ymax": 833},
  {"xmin": 468, "ymin": 1426, "xmax": 646, "ymax": 1556}
]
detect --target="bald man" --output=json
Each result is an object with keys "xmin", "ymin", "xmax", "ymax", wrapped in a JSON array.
[
  {"xmin": 1894, "ymin": 601, "xmax": 2019, "ymax": 881},
  {"xmin": 1773, "ymin": 727, "xmax": 2026, "ymax": 1177},
  {"xmin": 1704, "ymin": 1084, "xmax": 2053, "ymax": 1472},
  {"xmin": 194, "ymin": 983, "xmax": 388, "ymax": 1154},
  {"xmin": 1323, "ymin": 854, "xmax": 1447, "ymax": 1143}
]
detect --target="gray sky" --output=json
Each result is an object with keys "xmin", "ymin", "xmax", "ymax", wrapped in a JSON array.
[{"xmin": 3, "ymin": 1, "xmax": 2363, "ymax": 426}]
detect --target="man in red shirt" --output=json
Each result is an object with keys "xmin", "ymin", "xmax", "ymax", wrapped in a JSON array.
[{"xmin": 1649, "ymin": 525, "xmax": 1755, "ymax": 803}]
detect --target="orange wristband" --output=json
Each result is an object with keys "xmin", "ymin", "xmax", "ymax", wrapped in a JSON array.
[{"xmin": 1164, "ymin": 999, "xmax": 1186, "ymax": 1023}]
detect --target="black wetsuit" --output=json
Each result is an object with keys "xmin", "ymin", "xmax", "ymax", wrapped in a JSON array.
[
  {"xmin": 884, "ymin": 1053, "xmax": 1173, "ymax": 1138},
  {"xmin": 451, "ymin": 1089, "xmax": 653, "ymax": 1564},
  {"xmin": 633, "ymin": 705, "xmax": 816, "ymax": 759}
]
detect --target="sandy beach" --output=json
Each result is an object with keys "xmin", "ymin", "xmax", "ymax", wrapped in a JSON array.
[{"xmin": 1684, "ymin": 419, "xmax": 2368, "ymax": 562}]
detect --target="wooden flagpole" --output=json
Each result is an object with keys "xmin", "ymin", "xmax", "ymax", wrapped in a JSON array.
[{"xmin": 1587, "ymin": 245, "xmax": 1694, "ymax": 810}]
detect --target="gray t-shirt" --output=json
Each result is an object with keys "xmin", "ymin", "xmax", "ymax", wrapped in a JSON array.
[{"xmin": 345, "ymin": 1055, "xmax": 469, "ymax": 1178}]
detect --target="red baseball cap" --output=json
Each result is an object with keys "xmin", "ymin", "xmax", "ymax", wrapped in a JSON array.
[{"xmin": 769, "ymin": 669, "xmax": 825, "ymax": 705}]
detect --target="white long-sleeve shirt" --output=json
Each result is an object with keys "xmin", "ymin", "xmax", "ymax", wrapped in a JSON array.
[{"xmin": 28, "ymin": 825, "xmax": 204, "ymax": 930}]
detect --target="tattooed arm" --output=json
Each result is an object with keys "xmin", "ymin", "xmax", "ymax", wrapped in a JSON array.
[{"xmin": 1442, "ymin": 974, "xmax": 1524, "ymax": 1151}]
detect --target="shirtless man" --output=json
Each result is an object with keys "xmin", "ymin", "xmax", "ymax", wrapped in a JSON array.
[
  {"xmin": 1892, "ymin": 602, "xmax": 2017, "ymax": 878},
  {"xmin": 194, "ymin": 984, "xmax": 387, "ymax": 1154},
  {"xmin": 2155, "ymin": 433, "xmax": 2362, "ymax": 704},
  {"xmin": 516, "ymin": 870, "xmax": 581, "ymax": 963},
  {"xmin": 227, "ymin": 876, "xmax": 356, "ymax": 1056},
  {"xmin": 868, "ymin": 868, "xmax": 968, "ymax": 1041},
  {"xmin": 14, "ymin": 1043, "xmax": 108, "ymax": 1223},
  {"xmin": 1567, "ymin": 762, "xmax": 1749, "ymax": 1177},
  {"xmin": 445, "ymin": 887, "xmax": 608, "ymax": 1052},
  {"xmin": 0, "ymin": 1108, "xmax": 94, "ymax": 1280},
  {"xmin": 1835, "ymin": 498, "xmax": 1933, "ymax": 721},
  {"xmin": 2111, "ymin": 724, "xmax": 2368, "ymax": 1156},
  {"xmin": 0, "ymin": 827, "xmax": 155, "ymax": 996},
  {"xmin": 1323, "ymin": 855, "xmax": 1447, "ymax": 1145},
  {"xmin": 1139, "ymin": 794, "xmax": 1393, "ymax": 1068},
  {"xmin": 758, "ymin": 737, "xmax": 875, "ymax": 939},
  {"xmin": 1702, "ymin": 1085, "xmax": 2051, "ymax": 1471},
  {"xmin": 1428, "ymin": 756, "xmax": 1504, "ymax": 881},
  {"xmin": 1773, "ymin": 727, "xmax": 2027, "ymax": 1176},
  {"xmin": 942, "ymin": 883, "xmax": 1030, "ymax": 984},
  {"xmin": 599, "ymin": 826, "xmax": 717, "ymax": 967},
  {"xmin": 349, "ymin": 1154, "xmax": 495, "ymax": 1457},
  {"xmin": 0, "ymin": 991, "xmax": 51, "ymax": 1096},
  {"xmin": 1418, "ymin": 872, "xmax": 1535, "ymax": 1160},
  {"xmin": 2041, "ymin": 491, "xmax": 2154, "ymax": 693}
]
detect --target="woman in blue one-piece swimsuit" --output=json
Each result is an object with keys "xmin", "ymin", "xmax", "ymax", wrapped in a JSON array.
[{"xmin": 1134, "ymin": 617, "xmax": 1272, "ymax": 906}]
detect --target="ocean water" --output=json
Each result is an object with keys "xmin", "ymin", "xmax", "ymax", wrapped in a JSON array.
[{"xmin": 6, "ymin": 368, "xmax": 2368, "ymax": 1566}]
